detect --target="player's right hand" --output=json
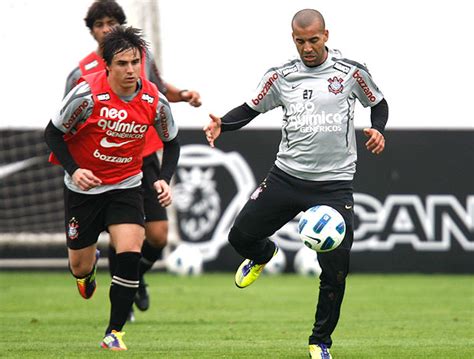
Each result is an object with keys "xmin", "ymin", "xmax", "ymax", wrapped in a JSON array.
[
  {"xmin": 72, "ymin": 168, "xmax": 102, "ymax": 191},
  {"xmin": 203, "ymin": 114, "xmax": 222, "ymax": 148},
  {"xmin": 181, "ymin": 90, "xmax": 202, "ymax": 107}
]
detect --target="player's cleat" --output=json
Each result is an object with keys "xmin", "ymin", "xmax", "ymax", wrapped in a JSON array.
[
  {"xmin": 127, "ymin": 307, "xmax": 135, "ymax": 323},
  {"xmin": 234, "ymin": 246, "xmax": 278, "ymax": 288},
  {"xmin": 76, "ymin": 249, "xmax": 100, "ymax": 299},
  {"xmin": 134, "ymin": 277, "xmax": 149, "ymax": 311},
  {"xmin": 309, "ymin": 344, "xmax": 332, "ymax": 359},
  {"xmin": 100, "ymin": 330, "xmax": 127, "ymax": 351}
]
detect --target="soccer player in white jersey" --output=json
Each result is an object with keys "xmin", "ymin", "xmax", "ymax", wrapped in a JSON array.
[{"xmin": 204, "ymin": 9, "xmax": 388, "ymax": 359}]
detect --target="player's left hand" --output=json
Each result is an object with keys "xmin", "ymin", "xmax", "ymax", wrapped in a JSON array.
[
  {"xmin": 363, "ymin": 128, "xmax": 385, "ymax": 155},
  {"xmin": 154, "ymin": 179, "xmax": 172, "ymax": 207},
  {"xmin": 181, "ymin": 90, "xmax": 202, "ymax": 107}
]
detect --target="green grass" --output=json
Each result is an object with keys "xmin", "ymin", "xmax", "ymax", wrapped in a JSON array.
[{"xmin": 0, "ymin": 272, "xmax": 473, "ymax": 358}]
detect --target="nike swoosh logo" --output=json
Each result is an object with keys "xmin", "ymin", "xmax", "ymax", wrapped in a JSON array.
[
  {"xmin": 0, "ymin": 157, "xmax": 43, "ymax": 180},
  {"xmin": 345, "ymin": 204, "xmax": 353, "ymax": 210},
  {"xmin": 291, "ymin": 83, "xmax": 302, "ymax": 89},
  {"xmin": 304, "ymin": 235, "xmax": 321, "ymax": 244},
  {"xmin": 100, "ymin": 137, "xmax": 135, "ymax": 148}
]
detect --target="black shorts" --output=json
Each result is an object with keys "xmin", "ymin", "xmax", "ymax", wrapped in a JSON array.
[
  {"xmin": 142, "ymin": 153, "xmax": 168, "ymax": 222},
  {"xmin": 64, "ymin": 186, "xmax": 145, "ymax": 250},
  {"xmin": 234, "ymin": 165, "xmax": 355, "ymax": 250}
]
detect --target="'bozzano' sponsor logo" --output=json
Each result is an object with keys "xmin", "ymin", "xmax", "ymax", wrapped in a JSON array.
[
  {"xmin": 159, "ymin": 105, "xmax": 169, "ymax": 138},
  {"xmin": 252, "ymin": 73, "xmax": 278, "ymax": 106},
  {"xmin": 353, "ymin": 70, "xmax": 377, "ymax": 102},
  {"xmin": 63, "ymin": 100, "xmax": 89, "ymax": 129},
  {"xmin": 93, "ymin": 149, "xmax": 132, "ymax": 163}
]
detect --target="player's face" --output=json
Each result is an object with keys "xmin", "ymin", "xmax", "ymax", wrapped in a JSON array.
[
  {"xmin": 91, "ymin": 16, "xmax": 120, "ymax": 46},
  {"xmin": 292, "ymin": 21, "xmax": 328, "ymax": 67},
  {"xmin": 107, "ymin": 48, "xmax": 142, "ymax": 94}
]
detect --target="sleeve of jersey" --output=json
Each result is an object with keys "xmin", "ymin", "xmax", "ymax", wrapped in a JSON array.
[
  {"xmin": 44, "ymin": 121, "xmax": 79, "ymax": 176},
  {"xmin": 145, "ymin": 50, "xmax": 167, "ymax": 94},
  {"xmin": 245, "ymin": 70, "xmax": 282, "ymax": 113},
  {"xmin": 51, "ymin": 81, "xmax": 94, "ymax": 134},
  {"xmin": 64, "ymin": 67, "xmax": 82, "ymax": 98},
  {"xmin": 153, "ymin": 94, "xmax": 178, "ymax": 142},
  {"xmin": 351, "ymin": 68, "xmax": 384, "ymax": 107}
]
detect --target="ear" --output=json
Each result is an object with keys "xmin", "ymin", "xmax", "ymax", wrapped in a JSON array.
[
  {"xmin": 291, "ymin": 31, "xmax": 297, "ymax": 44},
  {"xmin": 324, "ymin": 29, "xmax": 329, "ymax": 43}
]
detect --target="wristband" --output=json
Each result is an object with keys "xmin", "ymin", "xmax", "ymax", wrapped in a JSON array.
[{"xmin": 179, "ymin": 89, "xmax": 188, "ymax": 100}]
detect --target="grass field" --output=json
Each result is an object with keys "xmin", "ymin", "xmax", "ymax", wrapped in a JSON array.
[{"xmin": 0, "ymin": 272, "xmax": 472, "ymax": 358}]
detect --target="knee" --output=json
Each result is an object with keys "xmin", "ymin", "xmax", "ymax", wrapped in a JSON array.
[
  {"xmin": 145, "ymin": 221, "xmax": 168, "ymax": 248},
  {"xmin": 69, "ymin": 259, "xmax": 93, "ymax": 278},
  {"xmin": 228, "ymin": 226, "xmax": 252, "ymax": 248}
]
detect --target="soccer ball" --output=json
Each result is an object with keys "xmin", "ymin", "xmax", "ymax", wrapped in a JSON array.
[
  {"xmin": 294, "ymin": 246, "xmax": 322, "ymax": 277},
  {"xmin": 298, "ymin": 205, "xmax": 346, "ymax": 252},
  {"xmin": 165, "ymin": 243, "xmax": 204, "ymax": 276},
  {"xmin": 263, "ymin": 247, "xmax": 287, "ymax": 275}
]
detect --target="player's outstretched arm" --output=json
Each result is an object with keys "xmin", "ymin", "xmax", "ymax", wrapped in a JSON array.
[
  {"xmin": 165, "ymin": 83, "xmax": 202, "ymax": 107},
  {"xmin": 363, "ymin": 128, "xmax": 385, "ymax": 155},
  {"xmin": 203, "ymin": 114, "xmax": 222, "ymax": 148},
  {"xmin": 179, "ymin": 89, "xmax": 202, "ymax": 107}
]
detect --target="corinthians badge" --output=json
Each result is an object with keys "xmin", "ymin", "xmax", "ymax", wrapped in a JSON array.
[
  {"xmin": 68, "ymin": 217, "xmax": 79, "ymax": 240},
  {"xmin": 328, "ymin": 76, "xmax": 344, "ymax": 95}
]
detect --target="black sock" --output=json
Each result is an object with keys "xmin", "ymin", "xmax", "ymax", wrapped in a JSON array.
[
  {"xmin": 107, "ymin": 245, "xmax": 117, "ymax": 278},
  {"xmin": 138, "ymin": 240, "xmax": 163, "ymax": 277},
  {"xmin": 106, "ymin": 252, "xmax": 141, "ymax": 334}
]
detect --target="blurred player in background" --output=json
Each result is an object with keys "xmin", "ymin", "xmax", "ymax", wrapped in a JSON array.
[
  {"xmin": 65, "ymin": 0, "xmax": 201, "ymax": 321},
  {"xmin": 45, "ymin": 26, "xmax": 180, "ymax": 350},
  {"xmin": 204, "ymin": 9, "xmax": 388, "ymax": 359}
]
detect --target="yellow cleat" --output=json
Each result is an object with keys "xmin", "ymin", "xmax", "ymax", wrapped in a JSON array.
[
  {"xmin": 309, "ymin": 344, "xmax": 332, "ymax": 359},
  {"xmin": 234, "ymin": 246, "xmax": 278, "ymax": 288},
  {"xmin": 100, "ymin": 330, "xmax": 127, "ymax": 351}
]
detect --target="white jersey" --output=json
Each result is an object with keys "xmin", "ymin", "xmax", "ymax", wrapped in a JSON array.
[{"xmin": 246, "ymin": 48, "xmax": 384, "ymax": 181}]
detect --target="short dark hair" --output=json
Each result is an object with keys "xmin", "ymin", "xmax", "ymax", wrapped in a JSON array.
[
  {"xmin": 84, "ymin": 0, "xmax": 126, "ymax": 30},
  {"xmin": 292, "ymin": 9, "xmax": 325, "ymax": 30},
  {"xmin": 102, "ymin": 26, "xmax": 148, "ymax": 66}
]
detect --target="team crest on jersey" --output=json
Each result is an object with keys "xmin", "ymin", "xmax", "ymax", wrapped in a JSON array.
[
  {"xmin": 328, "ymin": 77, "xmax": 344, "ymax": 95},
  {"xmin": 68, "ymin": 217, "xmax": 79, "ymax": 240}
]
